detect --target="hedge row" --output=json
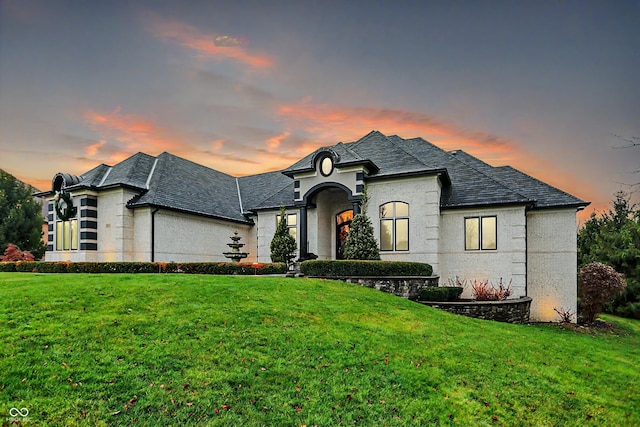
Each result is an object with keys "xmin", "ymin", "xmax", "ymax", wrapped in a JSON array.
[
  {"xmin": 300, "ymin": 260, "xmax": 433, "ymax": 277},
  {"xmin": 0, "ymin": 261, "xmax": 287, "ymax": 275},
  {"xmin": 419, "ymin": 286, "xmax": 464, "ymax": 302}
]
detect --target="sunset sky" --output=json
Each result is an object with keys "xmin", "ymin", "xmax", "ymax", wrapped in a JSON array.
[{"xmin": 1, "ymin": 1, "xmax": 638, "ymax": 221}]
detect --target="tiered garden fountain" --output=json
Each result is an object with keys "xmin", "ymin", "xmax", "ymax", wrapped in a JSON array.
[{"xmin": 222, "ymin": 231, "xmax": 249, "ymax": 262}]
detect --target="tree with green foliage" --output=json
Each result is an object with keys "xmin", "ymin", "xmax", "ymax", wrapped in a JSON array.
[
  {"xmin": 270, "ymin": 206, "xmax": 297, "ymax": 268},
  {"xmin": 578, "ymin": 191, "xmax": 640, "ymax": 319},
  {"xmin": 0, "ymin": 169, "xmax": 46, "ymax": 259},
  {"xmin": 343, "ymin": 187, "xmax": 380, "ymax": 260}
]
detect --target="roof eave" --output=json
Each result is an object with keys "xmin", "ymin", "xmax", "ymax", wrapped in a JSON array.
[
  {"xmin": 127, "ymin": 202, "xmax": 254, "ymax": 225},
  {"xmin": 366, "ymin": 168, "xmax": 448, "ymax": 182},
  {"xmin": 440, "ymin": 200, "xmax": 534, "ymax": 210},
  {"xmin": 529, "ymin": 201, "xmax": 591, "ymax": 211},
  {"xmin": 282, "ymin": 159, "xmax": 380, "ymax": 178}
]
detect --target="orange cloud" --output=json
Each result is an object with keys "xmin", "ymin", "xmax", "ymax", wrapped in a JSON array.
[
  {"xmin": 85, "ymin": 140, "xmax": 106, "ymax": 156},
  {"xmin": 265, "ymin": 131, "xmax": 290, "ymax": 149},
  {"xmin": 145, "ymin": 15, "xmax": 273, "ymax": 70},
  {"xmin": 277, "ymin": 101, "xmax": 516, "ymax": 162},
  {"xmin": 84, "ymin": 107, "xmax": 185, "ymax": 161}
]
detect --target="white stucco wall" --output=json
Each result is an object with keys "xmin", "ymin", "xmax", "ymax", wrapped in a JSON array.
[
  {"xmin": 527, "ymin": 209, "xmax": 579, "ymax": 322},
  {"xmin": 367, "ymin": 176, "xmax": 442, "ymax": 272},
  {"xmin": 96, "ymin": 188, "xmax": 137, "ymax": 262},
  {"xmin": 152, "ymin": 210, "xmax": 254, "ymax": 263},
  {"xmin": 296, "ymin": 165, "xmax": 364, "ymax": 203},
  {"xmin": 46, "ymin": 188, "xmax": 257, "ymax": 263},
  {"xmin": 131, "ymin": 207, "xmax": 152, "ymax": 261},
  {"xmin": 439, "ymin": 206, "xmax": 527, "ymax": 299}
]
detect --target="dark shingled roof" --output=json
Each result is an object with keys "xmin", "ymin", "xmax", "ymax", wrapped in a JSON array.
[
  {"xmin": 100, "ymin": 153, "xmax": 157, "ymax": 190},
  {"xmin": 39, "ymin": 131, "xmax": 587, "ymax": 221},
  {"xmin": 447, "ymin": 149, "xmax": 587, "ymax": 209},
  {"xmin": 127, "ymin": 153, "xmax": 247, "ymax": 223},
  {"xmin": 237, "ymin": 171, "xmax": 293, "ymax": 212}
]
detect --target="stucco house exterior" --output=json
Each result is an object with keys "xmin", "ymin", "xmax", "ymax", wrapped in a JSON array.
[{"xmin": 37, "ymin": 131, "xmax": 588, "ymax": 321}]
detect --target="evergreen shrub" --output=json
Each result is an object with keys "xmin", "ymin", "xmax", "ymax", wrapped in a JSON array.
[
  {"xmin": 419, "ymin": 286, "xmax": 463, "ymax": 302},
  {"xmin": 300, "ymin": 260, "xmax": 432, "ymax": 277},
  {"xmin": 5, "ymin": 261, "xmax": 286, "ymax": 275},
  {"xmin": 0, "ymin": 262, "xmax": 17, "ymax": 272}
]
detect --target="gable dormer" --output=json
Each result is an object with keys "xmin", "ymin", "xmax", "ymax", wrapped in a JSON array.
[{"xmin": 283, "ymin": 144, "xmax": 378, "ymax": 204}]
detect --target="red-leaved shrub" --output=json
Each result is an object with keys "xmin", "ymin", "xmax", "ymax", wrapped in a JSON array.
[
  {"xmin": 1, "ymin": 244, "xmax": 35, "ymax": 262},
  {"xmin": 580, "ymin": 262, "xmax": 627, "ymax": 323},
  {"xmin": 472, "ymin": 278, "xmax": 512, "ymax": 301}
]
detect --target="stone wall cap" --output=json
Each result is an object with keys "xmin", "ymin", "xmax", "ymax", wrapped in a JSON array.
[
  {"xmin": 420, "ymin": 296, "xmax": 532, "ymax": 306},
  {"xmin": 310, "ymin": 275, "xmax": 440, "ymax": 280}
]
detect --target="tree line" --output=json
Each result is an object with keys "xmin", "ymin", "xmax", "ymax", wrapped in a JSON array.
[{"xmin": 578, "ymin": 191, "xmax": 639, "ymax": 319}]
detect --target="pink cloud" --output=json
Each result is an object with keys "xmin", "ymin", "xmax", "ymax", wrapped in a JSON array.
[
  {"xmin": 83, "ymin": 107, "xmax": 184, "ymax": 161},
  {"xmin": 145, "ymin": 15, "xmax": 273, "ymax": 70},
  {"xmin": 277, "ymin": 101, "xmax": 517, "ymax": 160},
  {"xmin": 265, "ymin": 131, "xmax": 290, "ymax": 149}
]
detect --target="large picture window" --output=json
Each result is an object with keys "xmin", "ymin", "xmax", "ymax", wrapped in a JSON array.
[
  {"xmin": 276, "ymin": 213, "xmax": 297, "ymax": 240},
  {"xmin": 55, "ymin": 219, "xmax": 78, "ymax": 250},
  {"xmin": 380, "ymin": 201, "xmax": 409, "ymax": 251},
  {"xmin": 465, "ymin": 216, "xmax": 497, "ymax": 251}
]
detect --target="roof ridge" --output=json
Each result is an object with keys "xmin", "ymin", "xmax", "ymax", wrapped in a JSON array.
[
  {"xmin": 348, "ymin": 130, "xmax": 384, "ymax": 149},
  {"xmin": 387, "ymin": 135, "xmax": 433, "ymax": 169},
  {"xmin": 335, "ymin": 141, "xmax": 364, "ymax": 160}
]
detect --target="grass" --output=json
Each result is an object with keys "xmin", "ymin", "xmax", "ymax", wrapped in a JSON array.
[{"xmin": 0, "ymin": 273, "xmax": 638, "ymax": 426}]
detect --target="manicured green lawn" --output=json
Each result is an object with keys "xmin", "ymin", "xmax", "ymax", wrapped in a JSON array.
[{"xmin": 0, "ymin": 273, "xmax": 637, "ymax": 426}]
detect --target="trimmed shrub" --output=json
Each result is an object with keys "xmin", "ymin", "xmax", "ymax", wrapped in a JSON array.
[
  {"xmin": 5, "ymin": 261, "xmax": 287, "ymax": 275},
  {"xmin": 0, "ymin": 262, "xmax": 17, "ymax": 272},
  {"xmin": 300, "ymin": 260, "xmax": 433, "ymax": 277},
  {"xmin": 580, "ymin": 262, "xmax": 627, "ymax": 323},
  {"xmin": 419, "ymin": 286, "xmax": 463, "ymax": 301},
  {"xmin": 15, "ymin": 261, "xmax": 42, "ymax": 272}
]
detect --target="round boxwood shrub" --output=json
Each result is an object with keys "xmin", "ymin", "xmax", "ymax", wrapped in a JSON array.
[{"xmin": 419, "ymin": 286, "xmax": 463, "ymax": 302}]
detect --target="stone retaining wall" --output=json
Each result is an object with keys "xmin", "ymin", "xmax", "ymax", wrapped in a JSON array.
[
  {"xmin": 420, "ymin": 297, "xmax": 532, "ymax": 323},
  {"xmin": 318, "ymin": 276, "xmax": 439, "ymax": 300}
]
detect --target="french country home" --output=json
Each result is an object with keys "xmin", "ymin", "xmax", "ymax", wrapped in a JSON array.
[{"xmin": 36, "ymin": 131, "xmax": 588, "ymax": 321}]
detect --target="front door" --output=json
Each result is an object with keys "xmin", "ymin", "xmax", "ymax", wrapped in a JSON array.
[{"xmin": 336, "ymin": 209, "xmax": 353, "ymax": 259}]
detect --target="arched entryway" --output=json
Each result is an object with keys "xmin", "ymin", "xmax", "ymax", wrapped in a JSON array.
[
  {"xmin": 336, "ymin": 209, "xmax": 353, "ymax": 259},
  {"xmin": 297, "ymin": 183, "xmax": 361, "ymax": 261}
]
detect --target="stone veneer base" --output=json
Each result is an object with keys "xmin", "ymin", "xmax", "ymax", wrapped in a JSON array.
[
  {"xmin": 419, "ymin": 297, "xmax": 532, "ymax": 323},
  {"xmin": 310, "ymin": 276, "xmax": 440, "ymax": 300}
]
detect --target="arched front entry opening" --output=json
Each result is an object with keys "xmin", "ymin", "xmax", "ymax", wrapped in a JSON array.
[{"xmin": 298, "ymin": 182, "xmax": 361, "ymax": 260}]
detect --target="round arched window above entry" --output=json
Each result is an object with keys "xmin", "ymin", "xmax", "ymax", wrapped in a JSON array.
[{"xmin": 320, "ymin": 156, "xmax": 334, "ymax": 176}]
